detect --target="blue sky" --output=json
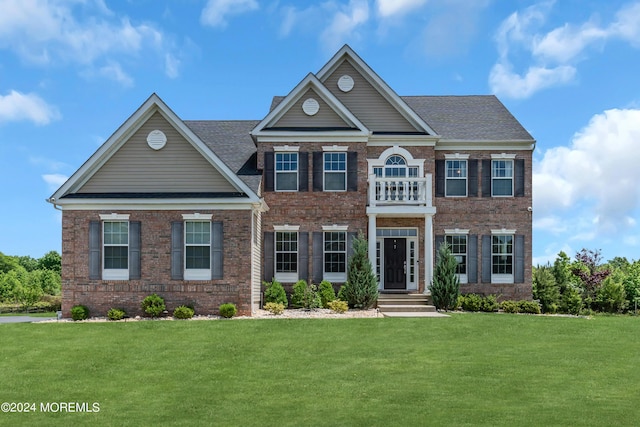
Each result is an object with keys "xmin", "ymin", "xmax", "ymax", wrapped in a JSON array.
[{"xmin": 1, "ymin": 0, "xmax": 640, "ymax": 265}]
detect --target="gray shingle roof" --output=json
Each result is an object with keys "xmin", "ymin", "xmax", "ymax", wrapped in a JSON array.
[
  {"xmin": 184, "ymin": 120, "xmax": 261, "ymax": 194},
  {"xmin": 402, "ymin": 95, "xmax": 534, "ymax": 141}
]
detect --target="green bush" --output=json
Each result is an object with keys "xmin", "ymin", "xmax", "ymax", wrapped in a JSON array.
[
  {"xmin": 500, "ymin": 300, "xmax": 520, "ymax": 313},
  {"xmin": 290, "ymin": 280, "xmax": 321, "ymax": 309},
  {"xmin": 460, "ymin": 294, "xmax": 483, "ymax": 312},
  {"xmin": 107, "ymin": 308, "xmax": 126, "ymax": 321},
  {"xmin": 327, "ymin": 299, "xmax": 348, "ymax": 313},
  {"xmin": 480, "ymin": 295, "xmax": 499, "ymax": 312},
  {"xmin": 264, "ymin": 302, "xmax": 285, "ymax": 315},
  {"xmin": 430, "ymin": 243, "xmax": 460, "ymax": 311},
  {"xmin": 71, "ymin": 304, "xmax": 89, "ymax": 321},
  {"xmin": 561, "ymin": 285, "xmax": 583, "ymax": 315},
  {"xmin": 595, "ymin": 277, "xmax": 627, "ymax": 313},
  {"xmin": 219, "ymin": 303, "xmax": 237, "ymax": 318},
  {"xmin": 263, "ymin": 279, "xmax": 288, "ymax": 307},
  {"xmin": 141, "ymin": 293, "xmax": 166, "ymax": 318},
  {"xmin": 533, "ymin": 266, "xmax": 561, "ymax": 313},
  {"xmin": 318, "ymin": 280, "xmax": 336, "ymax": 308},
  {"xmin": 173, "ymin": 305, "xmax": 195, "ymax": 319},
  {"xmin": 518, "ymin": 300, "xmax": 541, "ymax": 314}
]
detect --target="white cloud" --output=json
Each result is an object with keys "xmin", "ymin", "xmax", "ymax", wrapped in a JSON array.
[
  {"xmin": 490, "ymin": 1, "xmax": 640, "ymax": 98},
  {"xmin": 201, "ymin": 0, "xmax": 259, "ymax": 28},
  {"xmin": 534, "ymin": 108, "xmax": 640, "ymax": 238},
  {"xmin": 0, "ymin": 0, "xmax": 181, "ymax": 82},
  {"xmin": 0, "ymin": 90, "xmax": 60, "ymax": 125},
  {"xmin": 320, "ymin": 0, "xmax": 369, "ymax": 53},
  {"xmin": 376, "ymin": 0, "xmax": 427, "ymax": 18},
  {"xmin": 97, "ymin": 62, "xmax": 134, "ymax": 87},
  {"xmin": 42, "ymin": 173, "xmax": 68, "ymax": 192}
]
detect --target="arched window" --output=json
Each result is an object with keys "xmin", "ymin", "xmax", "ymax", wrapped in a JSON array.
[{"xmin": 374, "ymin": 155, "xmax": 418, "ymax": 178}]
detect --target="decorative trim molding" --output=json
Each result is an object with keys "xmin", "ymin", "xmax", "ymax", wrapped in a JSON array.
[
  {"xmin": 99, "ymin": 213, "xmax": 130, "ymax": 220},
  {"xmin": 182, "ymin": 213, "xmax": 213, "ymax": 220},
  {"xmin": 322, "ymin": 145, "xmax": 349, "ymax": 152},
  {"xmin": 273, "ymin": 145, "xmax": 300, "ymax": 152},
  {"xmin": 274, "ymin": 224, "xmax": 300, "ymax": 231},
  {"xmin": 444, "ymin": 228, "xmax": 470, "ymax": 235},
  {"xmin": 444, "ymin": 153, "xmax": 470, "ymax": 160},
  {"xmin": 491, "ymin": 228, "xmax": 517, "ymax": 235},
  {"xmin": 491, "ymin": 153, "xmax": 517, "ymax": 159},
  {"xmin": 322, "ymin": 224, "xmax": 349, "ymax": 231}
]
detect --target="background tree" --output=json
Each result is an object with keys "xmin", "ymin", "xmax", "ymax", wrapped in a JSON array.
[
  {"xmin": 533, "ymin": 265, "xmax": 560, "ymax": 313},
  {"xmin": 430, "ymin": 243, "xmax": 459, "ymax": 311},
  {"xmin": 340, "ymin": 232, "xmax": 378, "ymax": 309},
  {"xmin": 572, "ymin": 249, "xmax": 610, "ymax": 308},
  {"xmin": 38, "ymin": 251, "xmax": 61, "ymax": 274}
]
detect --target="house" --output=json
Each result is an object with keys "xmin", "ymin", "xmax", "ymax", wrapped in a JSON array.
[{"xmin": 48, "ymin": 45, "xmax": 534, "ymax": 317}]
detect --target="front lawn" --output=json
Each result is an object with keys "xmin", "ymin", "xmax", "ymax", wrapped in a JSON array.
[{"xmin": 1, "ymin": 314, "xmax": 639, "ymax": 426}]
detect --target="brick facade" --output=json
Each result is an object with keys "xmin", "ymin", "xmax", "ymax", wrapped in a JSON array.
[{"xmin": 61, "ymin": 209, "xmax": 253, "ymax": 317}]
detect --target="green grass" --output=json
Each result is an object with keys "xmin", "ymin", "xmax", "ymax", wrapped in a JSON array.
[
  {"xmin": 1, "ymin": 314, "xmax": 639, "ymax": 426},
  {"xmin": 0, "ymin": 312, "xmax": 56, "ymax": 317}
]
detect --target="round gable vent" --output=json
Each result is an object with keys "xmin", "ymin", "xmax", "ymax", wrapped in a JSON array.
[
  {"xmin": 302, "ymin": 98, "xmax": 320, "ymax": 116},
  {"xmin": 147, "ymin": 130, "xmax": 167, "ymax": 150},
  {"xmin": 338, "ymin": 75, "xmax": 354, "ymax": 92}
]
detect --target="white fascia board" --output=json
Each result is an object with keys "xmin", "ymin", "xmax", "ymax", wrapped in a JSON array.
[
  {"xmin": 50, "ymin": 93, "xmax": 261, "ymax": 204},
  {"xmin": 54, "ymin": 198, "xmax": 258, "ymax": 211},
  {"xmin": 255, "ymin": 132, "xmax": 369, "ymax": 143},
  {"xmin": 251, "ymin": 73, "xmax": 369, "ymax": 136},
  {"xmin": 316, "ymin": 45, "xmax": 439, "ymax": 137},
  {"xmin": 435, "ymin": 139, "xmax": 536, "ymax": 151},
  {"xmin": 366, "ymin": 206, "xmax": 437, "ymax": 217}
]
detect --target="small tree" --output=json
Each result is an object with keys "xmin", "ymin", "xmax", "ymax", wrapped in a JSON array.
[
  {"xmin": 340, "ymin": 232, "xmax": 378, "ymax": 309},
  {"xmin": 533, "ymin": 266, "xmax": 560, "ymax": 313},
  {"xmin": 430, "ymin": 243, "xmax": 460, "ymax": 311},
  {"xmin": 263, "ymin": 279, "xmax": 288, "ymax": 307}
]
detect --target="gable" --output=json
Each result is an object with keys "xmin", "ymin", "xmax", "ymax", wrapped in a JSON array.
[
  {"xmin": 322, "ymin": 60, "xmax": 420, "ymax": 134},
  {"xmin": 268, "ymin": 87, "xmax": 353, "ymax": 130},
  {"xmin": 77, "ymin": 111, "xmax": 237, "ymax": 194}
]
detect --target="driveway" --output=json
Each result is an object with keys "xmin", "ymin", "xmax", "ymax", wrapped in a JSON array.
[{"xmin": 0, "ymin": 316, "xmax": 56, "ymax": 324}]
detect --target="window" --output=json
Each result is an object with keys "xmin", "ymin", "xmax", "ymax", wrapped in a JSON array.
[
  {"xmin": 275, "ymin": 231, "xmax": 298, "ymax": 281},
  {"xmin": 492, "ymin": 235, "xmax": 513, "ymax": 282},
  {"xmin": 103, "ymin": 221, "xmax": 129, "ymax": 280},
  {"xmin": 324, "ymin": 231, "xmax": 346, "ymax": 281},
  {"xmin": 324, "ymin": 152, "xmax": 346, "ymax": 191},
  {"xmin": 446, "ymin": 235, "xmax": 467, "ymax": 283},
  {"xmin": 185, "ymin": 221, "xmax": 211, "ymax": 280},
  {"xmin": 492, "ymin": 159, "xmax": 513, "ymax": 196},
  {"xmin": 445, "ymin": 160, "xmax": 467, "ymax": 197},
  {"xmin": 275, "ymin": 152, "xmax": 298, "ymax": 191}
]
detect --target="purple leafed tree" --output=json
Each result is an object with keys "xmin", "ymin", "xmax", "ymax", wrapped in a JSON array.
[{"xmin": 572, "ymin": 249, "xmax": 611, "ymax": 299}]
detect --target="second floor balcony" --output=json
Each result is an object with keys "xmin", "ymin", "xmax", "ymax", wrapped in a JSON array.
[{"xmin": 368, "ymin": 174, "xmax": 433, "ymax": 209}]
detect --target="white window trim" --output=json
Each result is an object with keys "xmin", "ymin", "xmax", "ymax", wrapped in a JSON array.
[
  {"xmin": 273, "ymin": 145, "xmax": 300, "ymax": 152},
  {"xmin": 275, "ymin": 151, "xmax": 299, "ymax": 192},
  {"xmin": 490, "ymin": 232, "xmax": 514, "ymax": 284},
  {"xmin": 445, "ymin": 232, "xmax": 469, "ymax": 285},
  {"xmin": 323, "ymin": 228, "xmax": 348, "ymax": 283},
  {"xmin": 444, "ymin": 153, "xmax": 470, "ymax": 160},
  {"xmin": 323, "ymin": 151, "xmax": 347, "ymax": 192},
  {"xmin": 184, "ymin": 220, "xmax": 211, "ymax": 281},
  {"xmin": 444, "ymin": 159, "xmax": 468, "ymax": 198},
  {"xmin": 367, "ymin": 146, "xmax": 425, "ymax": 177},
  {"xmin": 274, "ymin": 228, "xmax": 299, "ymax": 283},
  {"xmin": 322, "ymin": 145, "xmax": 349, "ymax": 152},
  {"xmin": 102, "ymin": 220, "xmax": 129, "ymax": 281},
  {"xmin": 491, "ymin": 157, "xmax": 514, "ymax": 198}
]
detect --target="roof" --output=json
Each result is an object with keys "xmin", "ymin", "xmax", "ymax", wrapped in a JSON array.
[
  {"xmin": 270, "ymin": 94, "xmax": 534, "ymax": 142},
  {"xmin": 185, "ymin": 120, "xmax": 262, "ymax": 193}
]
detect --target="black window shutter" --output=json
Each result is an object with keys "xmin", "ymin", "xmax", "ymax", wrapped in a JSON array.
[
  {"xmin": 211, "ymin": 222, "xmax": 223, "ymax": 280},
  {"xmin": 298, "ymin": 232, "xmax": 309, "ymax": 282},
  {"xmin": 347, "ymin": 152, "xmax": 358, "ymax": 191},
  {"xmin": 481, "ymin": 235, "xmax": 492, "ymax": 283},
  {"xmin": 312, "ymin": 232, "xmax": 323, "ymax": 283},
  {"xmin": 515, "ymin": 235, "xmax": 525, "ymax": 283},
  {"xmin": 435, "ymin": 235, "xmax": 445, "ymax": 253},
  {"xmin": 481, "ymin": 159, "xmax": 492, "ymax": 198},
  {"xmin": 297, "ymin": 152, "xmax": 308, "ymax": 192},
  {"xmin": 313, "ymin": 152, "xmax": 324, "ymax": 191},
  {"xmin": 467, "ymin": 235, "xmax": 478, "ymax": 283},
  {"xmin": 263, "ymin": 232, "xmax": 274, "ymax": 282},
  {"xmin": 435, "ymin": 160, "xmax": 445, "ymax": 197},
  {"xmin": 171, "ymin": 222, "xmax": 184, "ymax": 280},
  {"xmin": 514, "ymin": 159, "xmax": 525, "ymax": 197},
  {"xmin": 89, "ymin": 220, "xmax": 101, "ymax": 280},
  {"xmin": 129, "ymin": 221, "xmax": 141, "ymax": 280},
  {"xmin": 468, "ymin": 160, "xmax": 478, "ymax": 197},
  {"xmin": 264, "ymin": 152, "xmax": 274, "ymax": 192}
]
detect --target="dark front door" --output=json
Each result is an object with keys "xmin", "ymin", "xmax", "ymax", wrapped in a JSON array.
[{"xmin": 384, "ymin": 238, "xmax": 406, "ymax": 290}]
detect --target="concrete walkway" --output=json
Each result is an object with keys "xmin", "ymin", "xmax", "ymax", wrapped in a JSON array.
[
  {"xmin": 382, "ymin": 311, "xmax": 450, "ymax": 318},
  {"xmin": 0, "ymin": 316, "xmax": 56, "ymax": 324}
]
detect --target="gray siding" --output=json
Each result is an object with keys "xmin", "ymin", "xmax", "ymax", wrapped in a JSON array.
[
  {"xmin": 78, "ymin": 111, "xmax": 237, "ymax": 193},
  {"xmin": 270, "ymin": 88, "xmax": 351, "ymax": 129},
  {"xmin": 322, "ymin": 60, "xmax": 419, "ymax": 133}
]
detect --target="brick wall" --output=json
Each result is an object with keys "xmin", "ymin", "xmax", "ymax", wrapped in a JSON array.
[{"xmin": 61, "ymin": 209, "xmax": 253, "ymax": 318}]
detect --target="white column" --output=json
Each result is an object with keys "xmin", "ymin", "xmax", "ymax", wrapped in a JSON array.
[
  {"xmin": 368, "ymin": 213, "xmax": 377, "ymax": 280},
  {"xmin": 424, "ymin": 214, "xmax": 433, "ymax": 294}
]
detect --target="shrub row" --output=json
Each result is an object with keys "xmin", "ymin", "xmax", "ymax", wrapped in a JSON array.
[
  {"xmin": 263, "ymin": 279, "xmax": 348, "ymax": 314},
  {"xmin": 70, "ymin": 294, "xmax": 238, "ymax": 321},
  {"xmin": 457, "ymin": 294, "xmax": 542, "ymax": 314}
]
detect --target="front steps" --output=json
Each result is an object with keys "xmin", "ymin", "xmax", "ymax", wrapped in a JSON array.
[{"xmin": 377, "ymin": 293, "xmax": 448, "ymax": 318}]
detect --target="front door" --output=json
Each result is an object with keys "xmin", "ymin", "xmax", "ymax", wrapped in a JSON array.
[{"xmin": 384, "ymin": 238, "xmax": 406, "ymax": 289}]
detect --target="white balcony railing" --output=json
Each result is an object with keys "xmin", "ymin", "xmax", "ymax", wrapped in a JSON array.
[{"xmin": 368, "ymin": 174, "xmax": 432, "ymax": 207}]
